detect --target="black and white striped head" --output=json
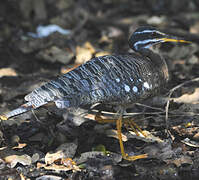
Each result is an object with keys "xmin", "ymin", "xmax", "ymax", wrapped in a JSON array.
[{"xmin": 129, "ymin": 26, "xmax": 190, "ymax": 52}]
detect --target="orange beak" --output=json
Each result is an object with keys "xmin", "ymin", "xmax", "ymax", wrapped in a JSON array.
[{"xmin": 159, "ymin": 37, "xmax": 191, "ymax": 44}]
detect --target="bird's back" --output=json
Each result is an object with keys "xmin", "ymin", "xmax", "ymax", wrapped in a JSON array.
[
  {"xmin": 0, "ymin": 26, "xmax": 190, "ymax": 120},
  {"xmin": 25, "ymin": 53, "xmax": 168, "ymax": 109}
]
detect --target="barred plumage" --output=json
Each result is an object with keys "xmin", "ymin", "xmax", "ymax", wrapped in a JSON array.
[
  {"xmin": 0, "ymin": 26, "xmax": 189, "ymax": 120},
  {"xmin": 28, "ymin": 54, "xmax": 166, "ymax": 106}
]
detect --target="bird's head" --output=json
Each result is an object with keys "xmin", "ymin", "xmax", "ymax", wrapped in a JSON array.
[{"xmin": 129, "ymin": 26, "xmax": 190, "ymax": 52}]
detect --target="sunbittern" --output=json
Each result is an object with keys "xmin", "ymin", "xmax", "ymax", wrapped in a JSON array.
[{"xmin": 0, "ymin": 27, "xmax": 190, "ymax": 161}]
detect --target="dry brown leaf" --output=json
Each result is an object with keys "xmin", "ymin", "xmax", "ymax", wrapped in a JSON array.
[
  {"xmin": 37, "ymin": 162, "xmax": 80, "ymax": 172},
  {"xmin": 61, "ymin": 158, "xmax": 76, "ymax": 168},
  {"xmin": 0, "ymin": 68, "xmax": 17, "ymax": 77},
  {"xmin": 45, "ymin": 151, "xmax": 64, "ymax": 165},
  {"xmin": 129, "ymin": 130, "xmax": 164, "ymax": 143},
  {"xmin": 84, "ymin": 41, "xmax": 96, "ymax": 54},
  {"xmin": 0, "ymin": 147, "xmax": 32, "ymax": 168},
  {"xmin": 76, "ymin": 42, "xmax": 96, "ymax": 64},
  {"xmin": 45, "ymin": 142, "xmax": 77, "ymax": 165},
  {"xmin": 12, "ymin": 143, "xmax": 27, "ymax": 149},
  {"xmin": 99, "ymin": 35, "xmax": 111, "ymax": 43},
  {"xmin": 5, "ymin": 154, "xmax": 32, "ymax": 168},
  {"xmin": 172, "ymin": 88, "xmax": 199, "ymax": 104}
]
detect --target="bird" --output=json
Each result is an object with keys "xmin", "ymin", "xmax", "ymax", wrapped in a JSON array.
[{"xmin": 0, "ymin": 26, "xmax": 190, "ymax": 161}]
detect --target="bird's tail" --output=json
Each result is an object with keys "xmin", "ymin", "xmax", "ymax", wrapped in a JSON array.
[{"xmin": 0, "ymin": 101, "xmax": 46, "ymax": 120}]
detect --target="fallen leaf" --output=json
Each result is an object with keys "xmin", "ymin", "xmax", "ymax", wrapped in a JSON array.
[
  {"xmin": 0, "ymin": 147, "xmax": 32, "ymax": 168},
  {"xmin": 37, "ymin": 162, "xmax": 80, "ymax": 172},
  {"xmin": 12, "ymin": 143, "xmax": 27, "ymax": 149},
  {"xmin": 45, "ymin": 151, "xmax": 64, "ymax": 165},
  {"xmin": 45, "ymin": 141, "xmax": 77, "ymax": 165},
  {"xmin": 172, "ymin": 88, "xmax": 199, "ymax": 104},
  {"xmin": 76, "ymin": 42, "xmax": 96, "ymax": 64},
  {"xmin": 61, "ymin": 158, "xmax": 76, "ymax": 168},
  {"xmin": 0, "ymin": 68, "xmax": 17, "ymax": 77},
  {"xmin": 129, "ymin": 130, "xmax": 164, "ymax": 143},
  {"xmin": 5, "ymin": 154, "xmax": 32, "ymax": 168}
]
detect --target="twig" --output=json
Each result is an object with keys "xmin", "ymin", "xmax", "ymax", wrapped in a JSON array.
[
  {"xmin": 31, "ymin": 109, "xmax": 43, "ymax": 124},
  {"xmin": 135, "ymin": 103, "xmax": 165, "ymax": 112},
  {"xmin": 165, "ymin": 77, "xmax": 199, "ymax": 136}
]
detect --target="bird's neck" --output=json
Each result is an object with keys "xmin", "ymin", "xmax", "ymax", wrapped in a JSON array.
[{"xmin": 138, "ymin": 48, "xmax": 169, "ymax": 82}]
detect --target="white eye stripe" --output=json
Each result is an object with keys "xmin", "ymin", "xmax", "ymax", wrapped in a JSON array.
[
  {"xmin": 134, "ymin": 29, "xmax": 165, "ymax": 35},
  {"xmin": 134, "ymin": 39, "xmax": 163, "ymax": 50},
  {"xmin": 134, "ymin": 30, "xmax": 156, "ymax": 34}
]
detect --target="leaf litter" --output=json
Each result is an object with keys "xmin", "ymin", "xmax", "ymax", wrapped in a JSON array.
[{"xmin": 1, "ymin": 0, "xmax": 199, "ymax": 179}]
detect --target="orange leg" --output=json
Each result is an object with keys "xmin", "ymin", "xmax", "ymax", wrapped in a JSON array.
[
  {"xmin": 95, "ymin": 113, "xmax": 146, "ymax": 137},
  {"xmin": 126, "ymin": 118, "xmax": 147, "ymax": 137},
  {"xmin": 95, "ymin": 112, "xmax": 147, "ymax": 161},
  {"xmin": 116, "ymin": 116, "xmax": 147, "ymax": 161}
]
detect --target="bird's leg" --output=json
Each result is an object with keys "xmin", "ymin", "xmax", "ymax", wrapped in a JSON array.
[
  {"xmin": 116, "ymin": 115, "xmax": 147, "ymax": 161},
  {"xmin": 95, "ymin": 110, "xmax": 147, "ymax": 161},
  {"xmin": 116, "ymin": 116, "xmax": 126, "ymax": 156},
  {"xmin": 95, "ymin": 112, "xmax": 146, "ymax": 137},
  {"xmin": 123, "ymin": 119, "xmax": 140, "ymax": 136},
  {"xmin": 124, "ymin": 118, "xmax": 147, "ymax": 137}
]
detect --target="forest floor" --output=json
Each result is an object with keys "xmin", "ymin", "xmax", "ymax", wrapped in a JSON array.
[{"xmin": 1, "ymin": 0, "xmax": 199, "ymax": 179}]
